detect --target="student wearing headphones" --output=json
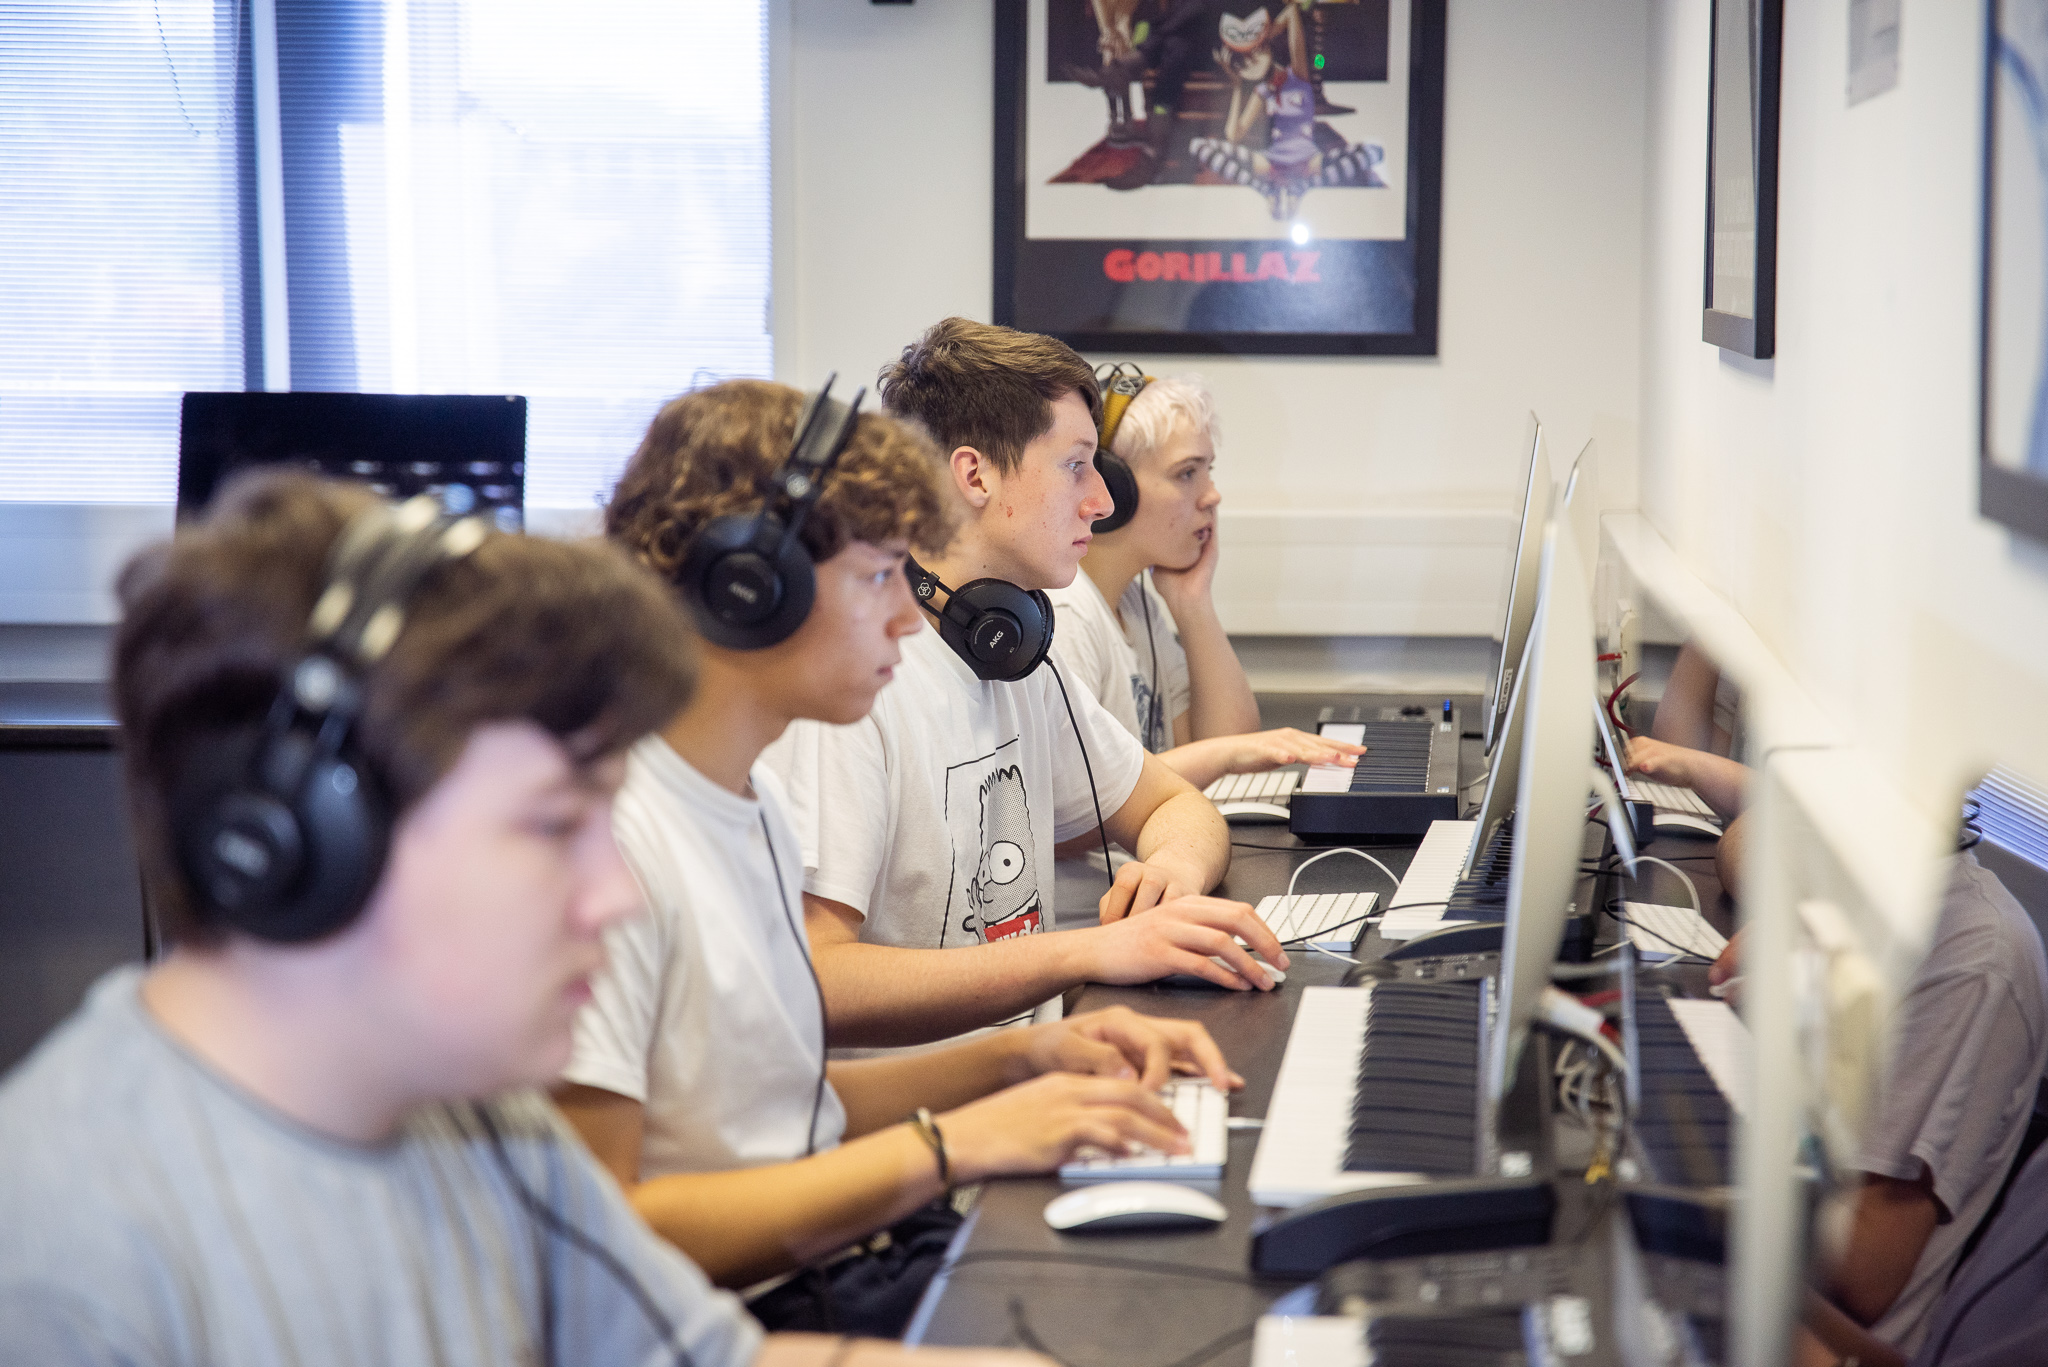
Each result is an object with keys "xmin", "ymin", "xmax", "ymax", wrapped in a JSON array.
[
  {"xmin": 0, "ymin": 472, "xmax": 1043, "ymax": 1367},
  {"xmin": 765, "ymin": 319, "xmax": 1287, "ymax": 1050},
  {"xmin": 1046, "ymin": 369, "xmax": 1365, "ymax": 789},
  {"xmin": 555, "ymin": 380, "xmax": 1243, "ymax": 1335}
]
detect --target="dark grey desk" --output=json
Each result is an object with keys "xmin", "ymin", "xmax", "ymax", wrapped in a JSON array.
[
  {"xmin": 910, "ymin": 693, "xmax": 1730, "ymax": 1363},
  {"xmin": 0, "ymin": 682, "xmax": 150, "ymax": 1074}
]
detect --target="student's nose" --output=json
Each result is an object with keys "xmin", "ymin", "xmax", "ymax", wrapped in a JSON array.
[
  {"xmin": 574, "ymin": 810, "xmax": 644, "ymax": 935},
  {"xmin": 887, "ymin": 568, "xmax": 926, "ymax": 638},
  {"xmin": 1080, "ymin": 463, "xmax": 1116, "ymax": 523},
  {"xmin": 1198, "ymin": 480, "xmax": 1222, "ymax": 512}
]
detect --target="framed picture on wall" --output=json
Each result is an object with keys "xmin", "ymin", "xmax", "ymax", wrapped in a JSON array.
[
  {"xmin": 1983, "ymin": 2, "xmax": 2048, "ymax": 543},
  {"xmin": 994, "ymin": 0, "xmax": 1446, "ymax": 356},
  {"xmin": 1702, "ymin": 0, "xmax": 1782, "ymax": 359}
]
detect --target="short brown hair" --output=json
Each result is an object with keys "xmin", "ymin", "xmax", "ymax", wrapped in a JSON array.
[
  {"xmin": 877, "ymin": 318, "xmax": 1100, "ymax": 476},
  {"xmin": 606, "ymin": 379, "xmax": 956, "ymax": 584},
  {"xmin": 114, "ymin": 469, "xmax": 697, "ymax": 945}
]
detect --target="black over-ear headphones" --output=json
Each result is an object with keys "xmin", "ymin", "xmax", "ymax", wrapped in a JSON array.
[
  {"xmin": 676, "ymin": 376, "xmax": 864, "ymax": 650},
  {"xmin": 904, "ymin": 556, "xmax": 1055, "ymax": 684},
  {"xmin": 174, "ymin": 495, "xmax": 489, "ymax": 945},
  {"xmin": 1091, "ymin": 363, "xmax": 1153, "ymax": 535}
]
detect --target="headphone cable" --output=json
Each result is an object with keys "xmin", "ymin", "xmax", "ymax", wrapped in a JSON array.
[
  {"xmin": 1136, "ymin": 573, "xmax": 1164, "ymax": 752},
  {"xmin": 1048, "ymin": 659, "xmax": 1116, "ymax": 895},
  {"xmin": 477, "ymin": 1106, "xmax": 696, "ymax": 1367},
  {"xmin": 759, "ymin": 809, "xmax": 829, "ymax": 1160}
]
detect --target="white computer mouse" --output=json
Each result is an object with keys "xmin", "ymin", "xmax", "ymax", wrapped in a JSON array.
[
  {"xmin": 1651, "ymin": 813, "xmax": 1723, "ymax": 840},
  {"xmin": 1043, "ymin": 1181, "xmax": 1228, "ymax": 1233},
  {"xmin": 1156, "ymin": 957, "xmax": 1285, "ymax": 989}
]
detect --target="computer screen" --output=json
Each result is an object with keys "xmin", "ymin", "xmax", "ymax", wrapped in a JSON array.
[
  {"xmin": 178, "ymin": 392, "xmax": 528, "ymax": 525},
  {"xmin": 1487, "ymin": 518, "xmax": 1596, "ymax": 1103},
  {"xmin": 1483, "ymin": 418, "xmax": 1554, "ymax": 756}
]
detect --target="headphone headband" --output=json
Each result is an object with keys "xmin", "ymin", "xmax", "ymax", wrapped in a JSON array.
[
  {"xmin": 904, "ymin": 556, "xmax": 1054, "ymax": 684},
  {"xmin": 178, "ymin": 493, "xmax": 489, "ymax": 944},
  {"xmin": 1094, "ymin": 363, "xmax": 1154, "ymax": 455},
  {"xmin": 676, "ymin": 376, "xmax": 863, "ymax": 650}
]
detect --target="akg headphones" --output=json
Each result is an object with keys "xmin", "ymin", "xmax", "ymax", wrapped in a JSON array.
[
  {"xmin": 904, "ymin": 556, "xmax": 1055, "ymax": 684},
  {"xmin": 676, "ymin": 376, "xmax": 865, "ymax": 650},
  {"xmin": 1091, "ymin": 363, "xmax": 1154, "ymax": 534},
  {"xmin": 175, "ymin": 495, "xmax": 489, "ymax": 944}
]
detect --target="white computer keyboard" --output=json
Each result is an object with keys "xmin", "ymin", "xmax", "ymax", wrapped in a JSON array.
[
  {"xmin": 1620, "ymin": 900, "xmax": 1728, "ymax": 961},
  {"xmin": 1058, "ymin": 1078, "xmax": 1230, "ymax": 1182},
  {"xmin": 1254, "ymin": 891, "xmax": 1380, "ymax": 950},
  {"xmin": 1626, "ymin": 779, "xmax": 1717, "ymax": 819},
  {"xmin": 1204, "ymin": 770, "xmax": 1303, "ymax": 804}
]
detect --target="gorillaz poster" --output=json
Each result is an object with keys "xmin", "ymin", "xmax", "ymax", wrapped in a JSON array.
[{"xmin": 995, "ymin": 0, "xmax": 1445, "ymax": 354}]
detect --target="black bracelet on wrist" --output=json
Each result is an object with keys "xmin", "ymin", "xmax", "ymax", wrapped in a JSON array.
[{"xmin": 906, "ymin": 1107, "xmax": 951, "ymax": 1189}]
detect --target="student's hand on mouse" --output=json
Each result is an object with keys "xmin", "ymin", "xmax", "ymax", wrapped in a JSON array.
[
  {"xmin": 938, "ymin": 1073, "xmax": 1189, "ymax": 1183},
  {"xmin": 1099, "ymin": 855, "xmax": 1204, "ymax": 920},
  {"xmin": 1086, "ymin": 895, "xmax": 1288, "ymax": 990},
  {"xmin": 1020, "ymin": 1005, "xmax": 1243, "ymax": 1092},
  {"xmin": 1625, "ymin": 736, "xmax": 1700, "ymax": 787},
  {"xmin": 1210, "ymin": 727, "xmax": 1367, "ymax": 776}
]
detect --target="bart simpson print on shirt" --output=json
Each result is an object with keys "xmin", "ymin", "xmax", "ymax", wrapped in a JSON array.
[{"xmin": 940, "ymin": 740, "xmax": 1044, "ymax": 946}]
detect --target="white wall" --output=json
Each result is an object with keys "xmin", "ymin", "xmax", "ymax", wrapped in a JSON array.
[
  {"xmin": 776, "ymin": 0, "xmax": 1651, "ymax": 648},
  {"xmin": 1639, "ymin": 0, "xmax": 2048, "ymax": 822}
]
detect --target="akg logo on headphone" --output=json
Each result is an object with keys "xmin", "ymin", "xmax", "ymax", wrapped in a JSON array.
[{"xmin": 915, "ymin": 579, "xmax": 936, "ymax": 600}]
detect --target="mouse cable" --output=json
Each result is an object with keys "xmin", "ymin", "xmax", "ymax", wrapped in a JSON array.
[
  {"xmin": 1047, "ymin": 658, "xmax": 1115, "ymax": 895},
  {"xmin": 477, "ymin": 1107, "xmax": 696, "ymax": 1367},
  {"xmin": 1007, "ymin": 1296, "xmax": 1259, "ymax": 1367}
]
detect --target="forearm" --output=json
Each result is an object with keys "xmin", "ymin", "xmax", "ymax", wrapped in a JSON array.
[
  {"xmin": 1681, "ymin": 753, "xmax": 1750, "ymax": 821},
  {"xmin": 1156, "ymin": 736, "xmax": 1237, "ymax": 790},
  {"xmin": 629, "ymin": 1126, "xmax": 944, "ymax": 1287},
  {"xmin": 812, "ymin": 935, "xmax": 1090, "ymax": 1048},
  {"xmin": 830, "ymin": 1035, "xmax": 1028, "ymax": 1136},
  {"xmin": 1133, "ymin": 789, "xmax": 1230, "ymax": 892},
  {"xmin": 1172, "ymin": 601, "xmax": 1258, "ymax": 740}
]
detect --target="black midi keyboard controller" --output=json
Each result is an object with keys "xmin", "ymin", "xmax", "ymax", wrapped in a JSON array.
[{"xmin": 1289, "ymin": 700, "xmax": 1464, "ymax": 842}]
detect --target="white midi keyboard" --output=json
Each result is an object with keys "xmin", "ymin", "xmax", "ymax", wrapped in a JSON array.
[
  {"xmin": 1378, "ymin": 819, "xmax": 1480, "ymax": 941},
  {"xmin": 1058, "ymin": 1079, "xmax": 1230, "ymax": 1182}
]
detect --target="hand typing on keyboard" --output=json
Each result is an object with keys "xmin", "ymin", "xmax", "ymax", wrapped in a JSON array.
[
  {"xmin": 1178, "ymin": 727, "xmax": 1367, "ymax": 790},
  {"xmin": 1021, "ymin": 1005, "xmax": 1244, "ymax": 1091},
  {"xmin": 1057, "ymin": 1079, "xmax": 1231, "ymax": 1181},
  {"xmin": 935, "ymin": 1072, "xmax": 1194, "ymax": 1183}
]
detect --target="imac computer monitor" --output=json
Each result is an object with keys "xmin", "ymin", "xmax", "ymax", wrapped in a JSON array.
[
  {"xmin": 1486, "ymin": 519, "xmax": 1595, "ymax": 1103},
  {"xmin": 1466, "ymin": 628, "xmax": 1533, "ymax": 878},
  {"xmin": 1591, "ymin": 694, "xmax": 1641, "ymax": 877},
  {"xmin": 178, "ymin": 392, "xmax": 528, "ymax": 525},
  {"xmin": 1483, "ymin": 418, "xmax": 1555, "ymax": 756}
]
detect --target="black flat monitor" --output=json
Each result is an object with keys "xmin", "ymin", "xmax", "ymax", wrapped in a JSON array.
[
  {"xmin": 1483, "ymin": 418, "xmax": 1554, "ymax": 756},
  {"xmin": 178, "ymin": 393, "xmax": 527, "ymax": 526}
]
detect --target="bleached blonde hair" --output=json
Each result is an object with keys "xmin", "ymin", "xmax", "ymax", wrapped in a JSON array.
[{"xmin": 1109, "ymin": 374, "xmax": 1222, "ymax": 468}]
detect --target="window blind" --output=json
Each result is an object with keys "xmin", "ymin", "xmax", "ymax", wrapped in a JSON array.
[
  {"xmin": 1971, "ymin": 766, "xmax": 2048, "ymax": 874},
  {"xmin": 2, "ymin": 0, "xmax": 772, "ymax": 512},
  {"xmin": 0, "ymin": 1, "xmax": 249, "ymax": 503},
  {"xmin": 277, "ymin": 0, "xmax": 773, "ymax": 510}
]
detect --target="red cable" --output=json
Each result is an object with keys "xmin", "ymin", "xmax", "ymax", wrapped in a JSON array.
[{"xmin": 1604, "ymin": 671, "xmax": 1641, "ymax": 739}]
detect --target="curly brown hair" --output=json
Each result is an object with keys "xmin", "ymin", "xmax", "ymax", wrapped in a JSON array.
[
  {"xmin": 115, "ymin": 469, "xmax": 697, "ymax": 946},
  {"xmin": 877, "ymin": 317, "xmax": 1100, "ymax": 476},
  {"xmin": 605, "ymin": 379, "xmax": 956, "ymax": 589}
]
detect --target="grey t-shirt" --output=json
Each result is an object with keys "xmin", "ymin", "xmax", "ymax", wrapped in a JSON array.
[
  {"xmin": 0, "ymin": 967, "xmax": 764, "ymax": 1367},
  {"xmin": 1856, "ymin": 853, "xmax": 2048, "ymax": 1355},
  {"xmin": 1912, "ymin": 1139, "xmax": 2048, "ymax": 1366}
]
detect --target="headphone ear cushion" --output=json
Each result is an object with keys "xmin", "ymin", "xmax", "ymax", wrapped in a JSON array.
[
  {"xmin": 1093, "ymin": 451, "xmax": 1138, "ymax": 534},
  {"xmin": 176, "ymin": 730, "xmax": 392, "ymax": 944},
  {"xmin": 943, "ymin": 580, "xmax": 1055, "ymax": 683},
  {"xmin": 678, "ymin": 514, "xmax": 817, "ymax": 650}
]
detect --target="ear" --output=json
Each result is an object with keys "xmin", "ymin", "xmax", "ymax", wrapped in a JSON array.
[{"xmin": 950, "ymin": 445, "xmax": 995, "ymax": 509}]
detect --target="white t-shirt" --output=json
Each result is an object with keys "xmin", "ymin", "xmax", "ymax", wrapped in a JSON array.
[
  {"xmin": 763, "ymin": 626, "xmax": 1146, "ymax": 956},
  {"xmin": 564, "ymin": 736, "xmax": 847, "ymax": 1177},
  {"xmin": 1046, "ymin": 572, "xmax": 1190, "ymax": 754}
]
